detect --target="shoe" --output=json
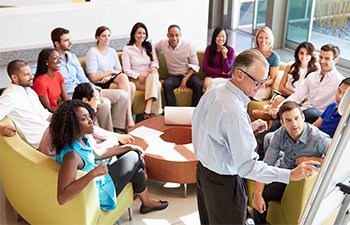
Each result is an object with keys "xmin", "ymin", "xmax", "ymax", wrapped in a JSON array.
[
  {"xmin": 142, "ymin": 112, "xmax": 156, "ymax": 120},
  {"xmin": 143, "ymin": 112, "xmax": 152, "ymax": 120},
  {"xmin": 251, "ymin": 110, "xmax": 273, "ymax": 121},
  {"xmin": 140, "ymin": 200, "xmax": 168, "ymax": 214},
  {"xmin": 113, "ymin": 127, "xmax": 127, "ymax": 134},
  {"xmin": 245, "ymin": 218, "xmax": 255, "ymax": 225}
]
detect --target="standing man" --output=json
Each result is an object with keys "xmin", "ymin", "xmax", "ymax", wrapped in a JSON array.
[
  {"xmin": 253, "ymin": 101, "xmax": 331, "ymax": 224},
  {"xmin": 51, "ymin": 27, "xmax": 128, "ymax": 133},
  {"xmin": 192, "ymin": 49, "xmax": 320, "ymax": 225},
  {"xmin": 155, "ymin": 24, "xmax": 203, "ymax": 106}
]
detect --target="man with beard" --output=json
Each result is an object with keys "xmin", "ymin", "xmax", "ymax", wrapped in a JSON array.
[
  {"xmin": 0, "ymin": 60, "xmax": 50, "ymax": 149},
  {"xmin": 51, "ymin": 27, "xmax": 129, "ymax": 133}
]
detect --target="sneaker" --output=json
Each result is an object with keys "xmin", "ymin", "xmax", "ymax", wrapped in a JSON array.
[{"xmin": 246, "ymin": 218, "xmax": 255, "ymax": 225}]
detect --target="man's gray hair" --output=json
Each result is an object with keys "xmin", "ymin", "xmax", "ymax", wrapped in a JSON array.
[{"xmin": 232, "ymin": 49, "xmax": 268, "ymax": 73}]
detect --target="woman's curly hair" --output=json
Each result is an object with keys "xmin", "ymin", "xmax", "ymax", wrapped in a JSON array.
[{"xmin": 50, "ymin": 99, "xmax": 95, "ymax": 154}]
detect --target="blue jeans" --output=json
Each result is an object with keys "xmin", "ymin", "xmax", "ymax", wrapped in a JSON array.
[
  {"xmin": 303, "ymin": 107, "xmax": 322, "ymax": 123},
  {"xmin": 163, "ymin": 74, "xmax": 203, "ymax": 106}
]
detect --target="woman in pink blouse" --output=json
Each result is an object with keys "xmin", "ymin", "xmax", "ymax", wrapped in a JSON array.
[{"xmin": 122, "ymin": 22, "xmax": 162, "ymax": 120}]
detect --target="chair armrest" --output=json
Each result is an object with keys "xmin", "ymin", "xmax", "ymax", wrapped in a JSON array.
[
  {"xmin": 246, "ymin": 179, "xmax": 256, "ymax": 208},
  {"xmin": 279, "ymin": 174, "xmax": 318, "ymax": 223},
  {"xmin": 0, "ymin": 117, "xmax": 101, "ymax": 225}
]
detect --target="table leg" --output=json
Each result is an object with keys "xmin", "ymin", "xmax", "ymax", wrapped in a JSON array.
[{"xmin": 184, "ymin": 183, "xmax": 187, "ymax": 198}]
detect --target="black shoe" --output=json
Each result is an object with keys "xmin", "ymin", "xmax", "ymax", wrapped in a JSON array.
[
  {"xmin": 143, "ymin": 112, "xmax": 153, "ymax": 120},
  {"xmin": 113, "ymin": 127, "xmax": 127, "ymax": 134},
  {"xmin": 140, "ymin": 200, "xmax": 168, "ymax": 214}
]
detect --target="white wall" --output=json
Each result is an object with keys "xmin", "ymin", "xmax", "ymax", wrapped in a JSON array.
[
  {"xmin": 0, "ymin": 0, "xmax": 209, "ymax": 51},
  {"xmin": 0, "ymin": 0, "xmax": 209, "ymax": 88}
]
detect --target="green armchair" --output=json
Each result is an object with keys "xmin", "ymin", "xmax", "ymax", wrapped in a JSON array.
[{"xmin": 246, "ymin": 174, "xmax": 317, "ymax": 224}]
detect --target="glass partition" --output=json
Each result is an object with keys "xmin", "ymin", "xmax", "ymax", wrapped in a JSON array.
[
  {"xmin": 285, "ymin": 0, "xmax": 313, "ymax": 47},
  {"xmin": 311, "ymin": 0, "xmax": 350, "ymax": 61},
  {"xmin": 238, "ymin": 0, "xmax": 267, "ymax": 34},
  {"xmin": 285, "ymin": 0, "xmax": 350, "ymax": 63}
]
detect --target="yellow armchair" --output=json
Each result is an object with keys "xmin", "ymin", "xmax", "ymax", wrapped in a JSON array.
[
  {"xmin": 246, "ymin": 174, "xmax": 317, "ymax": 225},
  {"xmin": 0, "ymin": 117, "xmax": 133, "ymax": 225}
]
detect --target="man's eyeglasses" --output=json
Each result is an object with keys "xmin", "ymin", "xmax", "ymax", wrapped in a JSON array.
[{"xmin": 238, "ymin": 68, "xmax": 269, "ymax": 86}]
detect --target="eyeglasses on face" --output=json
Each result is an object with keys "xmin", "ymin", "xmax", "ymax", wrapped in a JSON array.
[{"xmin": 238, "ymin": 68, "xmax": 269, "ymax": 86}]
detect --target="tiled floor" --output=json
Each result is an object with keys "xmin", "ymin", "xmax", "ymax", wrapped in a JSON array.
[
  {"xmin": 3, "ymin": 179, "xmax": 350, "ymax": 225},
  {"xmin": 118, "ymin": 181, "xmax": 200, "ymax": 225},
  {"xmin": 0, "ymin": 180, "xmax": 200, "ymax": 225}
]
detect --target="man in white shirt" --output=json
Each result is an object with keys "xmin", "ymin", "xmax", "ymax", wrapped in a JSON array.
[
  {"xmin": 0, "ymin": 62, "xmax": 136, "ymax": 158},
  {"xmin": 155, "ymin": 24, "xmax": 203, "ymax": 106},
  {"xmin": 0, "ymin": 60, "xmax": 51, "ymax": 149},
  {"xmin": 269, "ymin": 44, "xmax": 343, "ymax": 128}
]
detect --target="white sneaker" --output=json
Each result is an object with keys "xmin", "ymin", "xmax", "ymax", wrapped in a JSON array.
[{"xmin": 246, "ymin": 218, "xmax": 255, "ymax": 225}]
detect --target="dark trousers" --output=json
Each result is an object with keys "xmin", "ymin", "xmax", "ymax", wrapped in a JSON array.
[
  {"xmin": 196, "ymin": 162, "xmax": 247, "ymax": 225},
  {"xmin": 108, "ymin": 151, "xmax": 147, "ymax": 195},
  {"xmin": 163, "ymin": 74, "xmax": 203, "ymax": 106},
  {"xmin": 252, "ymin": 182, "xmax": 287, "ymax": 224}
]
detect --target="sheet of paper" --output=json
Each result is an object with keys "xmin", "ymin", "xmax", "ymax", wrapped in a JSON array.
[
  {"xmin": 129, "ymin": 126, "xmax": 164, "ymax": 139},
  {"xmin": 145, "ymin": 137, "xmax": 191, "ymax": 162},
  {"xmin": 145, "ymin": 136, "xmax": 174, "ymax": 155}
]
